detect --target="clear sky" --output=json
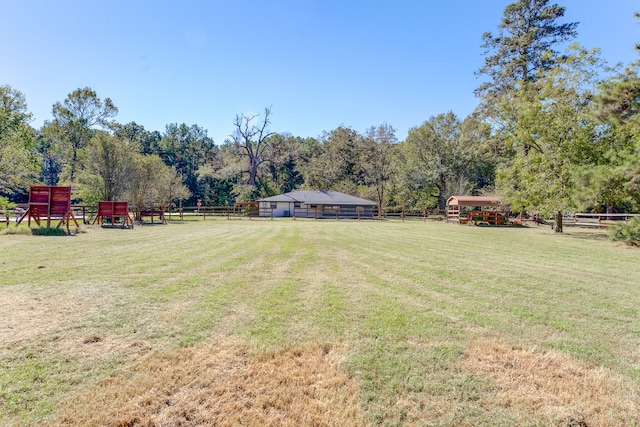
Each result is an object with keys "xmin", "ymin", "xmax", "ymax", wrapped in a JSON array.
[{"xmin": 2, "ymin": 1, "xmax": 638, "ymax": 145}]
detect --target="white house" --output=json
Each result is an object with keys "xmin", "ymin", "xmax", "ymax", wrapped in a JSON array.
[{"xmin": 257, "ymin": 190, "xmax": 377, "ymax": 218}]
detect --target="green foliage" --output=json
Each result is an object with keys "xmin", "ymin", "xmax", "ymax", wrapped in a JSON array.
[
  {"xmin": 578, "ymin": 58, "xmax": 640, "ymax": 212},
  {"xmin": 608, "ymin": 217, "xmax": 640, "ymax": 245},
  {"xmin": 0, "ymin": 196, "xmax": 16, "ymax": 212},
  {"xmin": 78, "ymin": 132, "xmax": 135, "ymax": 202},
  {"xmin": 303, "ymin": 126, "xmax": 363, "ymax": 191},
  {"xmin": 476, "ymin": 0, "xmax": 578, "ymax": 99},
  {"xmin": 48, "ymin": 87, "xmax": 118, "ymax": 184},
  {"xmin": 0, "ymin": 85, "xmax": 40, "ymax": 195},
  {"xmin": 495, "ymin": 46, "xmax": 603, "ymax": 216},
  {"xmin": 398, "ymin": 112, "xmax": 490, "ymax": 211},
  {"xmin": 160, "ymin": 123, "xmax": 217, "ymax": 204},
  {"xmin": 359, "ymin": 123, "xmax": 397, "ymax": 212},
  {"xmin": 127, "ymin": 153, "xmax": 191, "ymax": 211}
]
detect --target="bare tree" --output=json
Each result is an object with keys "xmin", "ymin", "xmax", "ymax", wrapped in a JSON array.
[{"xmin": 229, "ymin": 107, "xmax": 275, "ymax": 186}]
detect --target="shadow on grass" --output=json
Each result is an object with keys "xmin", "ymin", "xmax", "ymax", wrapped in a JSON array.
[
  {"xmin": 563, "ymin": 228, "xmax": 609, "ymax": 241},
  {"xmin": 31, "ymin": 227, "xmax": 78, "ymax": 236},
  {"xmin": 1, "ymin": 224, "xmax": 84, "ymax": 236},
  {"xmin": 99, "ymin": 224, "xmax": 134, "ymax": 230}
]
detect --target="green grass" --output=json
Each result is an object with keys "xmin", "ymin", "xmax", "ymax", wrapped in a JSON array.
[{"xmin": 1, "ymin": 218, "xmax": 639, "ymax": 425}]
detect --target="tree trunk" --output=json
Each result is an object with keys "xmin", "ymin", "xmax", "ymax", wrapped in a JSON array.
[
  {"xmin": 376, "ymin": 185, "xmax": 384, "ymax": 218},
  {"xmin": 554, "ymin": 210, "xmax": 563, "ymax": 233},
  {"xmin": 247, "ymin": 156, "xmax": 258, "ymax": 186},
  {"xmin": 437, "ymin": 175, "xmax": 447, "ymax": 213}
]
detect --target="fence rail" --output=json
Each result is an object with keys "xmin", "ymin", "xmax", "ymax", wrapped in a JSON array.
[
  {"xmin": 563, "ymin": 213, "xmax": 640, "ymax": 228},
  {"xmin": 293, "ymin": 207, "xmax": 377, "ymax": 220},
  {"xmin": 383, "ymin": 209, "xmax": 446, "ymax": 221},
  {"xmin": 12, "ymin": 204, "xmax": 637, "ymax": 226}
]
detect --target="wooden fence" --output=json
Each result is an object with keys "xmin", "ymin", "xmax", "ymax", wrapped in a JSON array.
[
  {"xmin": 563, "ymin": 213, "xmax": 640, "ymax": 228},
  {"xmin": 13, "ymin": 204, "xmax": 638, "ymax": 226},
  {"xmin": 292, "ymin": 206, "xmax": 377, "ymax": 220},
  {"xmin": 383, "ymin": 209, "xmax": 446, "ymax": 221}
]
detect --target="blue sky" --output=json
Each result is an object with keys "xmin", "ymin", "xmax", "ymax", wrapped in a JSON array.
[{"xmin": 2, "ymin": 1, "xmax": 638, "ymax": 145}]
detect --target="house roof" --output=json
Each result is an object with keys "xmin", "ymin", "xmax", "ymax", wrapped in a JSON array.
[
  {"xmin": 447, "ymin": 196, "xmax": 502, "ymax": 207},
  {"xmin": 258, "ymin": 190, "xmax": 377, "ymax": 206}
]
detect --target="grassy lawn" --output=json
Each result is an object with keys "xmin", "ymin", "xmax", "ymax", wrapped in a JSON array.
[{"xmin": 1, "ymin": 218, "xmax": 639, "ymax": 426}]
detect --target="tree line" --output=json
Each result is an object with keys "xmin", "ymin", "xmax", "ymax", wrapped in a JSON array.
[{"xmin": 1, "ymin": 0, "xmax": 639, "ymax": 224}]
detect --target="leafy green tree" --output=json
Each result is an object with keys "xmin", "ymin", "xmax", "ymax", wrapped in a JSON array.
[
  {"xmin": 35, "ymin": 128, "xmax": 62, "ymax": 186},
  {"xmin": 359, "ymin": 123, "xmax": 397, "ymax": 213},
  {"xmin": 291, "ymin": 136, "xmax": 322, "ymax": 189},
  {"xmin": 263, "ymin": 133, "xmax": 306, "ymax": 195},
  {"xmin": 302, "ymin": 126, "xmax": 363, "ymax": 194},
  {"xmin": 496, "ymin": 47, "xmax": 602, "ymax": 221},
  {"xmin": 577, "ymin": 43, "xmax": 640, "ymax": 212},
  {"xmin": 48, "ymin": 87, "xmax": 118, "ymax": 184},
  {"xmin": 0, "ymin": 85, "xmax": 40, "ymax": 196},
  {"xmin": 476, "ymin": 0, "xmax": 579, "ymax": 164},
  {"xmin": 159, "ymin": 123, "xmax": 217, "ymax": 203},
  {"xmin": 127, "ymin": 154, "xmax": 190, "ymax": 214},
  {"xmin": 388, "ymin": 146, "xmax": 432, "ymax": 210},
  {"xmin": 401, "ymin": 112, "xmax": 468, "ymax": 212},
  {"xmin": 476, "ymin": 0, "xmax": 578, "ymax": 99},
  {"xmin": 78, "ymin": 132, "xmax": 136, "ymax": 203},
  {"xmin": 458, "ymin": 115, "xmax": 495, "ymax": 191},
  {"xmin": 112, "ymin": 121, "xmax": 162, "ymax": 155}
]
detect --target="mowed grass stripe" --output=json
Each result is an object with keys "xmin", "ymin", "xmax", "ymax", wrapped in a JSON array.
[
  {"xmin": 342, "ymin": 222, "xmax": 640, "ymax": 369},
  {"xmin": 288, "ymin": 222, "xmax": 640, "ymax": 369},
  {"xmin": 2, "ymin": 219, "xmax": 640, "ymax": 426},
  {"xmin": 177, "ymin": 224, "xmax": 309, "ymax": 345}
]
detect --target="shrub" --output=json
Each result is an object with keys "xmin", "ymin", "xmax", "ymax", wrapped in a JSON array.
[
  {"xmin": 608, "ymin": 217, "xmax": 640, "ymax": 246},
  {"xmin": 0, "ymin": 196, "xmax": 16, "ymax": 213}
]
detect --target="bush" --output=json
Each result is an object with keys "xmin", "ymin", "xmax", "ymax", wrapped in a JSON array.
[
  {"xmin": 608, "ymin": 217, "xmax": 640, "ymax": 246},
  {"xmin": 0, "ymin": 196, "xmax": 16, "ymax": 212}
]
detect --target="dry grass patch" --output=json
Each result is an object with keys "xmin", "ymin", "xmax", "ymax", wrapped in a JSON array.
[
  {"xmin": 460, "ymin": 341, "xmax": 640, "ymax": 426},
  {"xmin": 52, "ymin": 337, "xmax": 364, "ymax": 427},
  {"xmin": 0, "ymin": 286, "xmax": 87, "ymax": 348}
]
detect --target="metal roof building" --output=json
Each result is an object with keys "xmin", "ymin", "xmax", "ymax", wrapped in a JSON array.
[{"xmin": 257, "ymin": 190, "xmax": 376, "ymax": 218}]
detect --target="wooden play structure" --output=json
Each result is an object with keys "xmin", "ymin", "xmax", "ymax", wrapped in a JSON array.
[
  {"xmin": 16, "ymin": 186, "xmax": 80, "ymax": 231},
  {"xmin": 446, "ymin": 196, "xmax": 508, "ymax": 226},
  {"xmin": 93, "ymin": 201, "xmax": 134, "ymax": 228},
  {"xmin": 137, "ymin": 208, "xmax": 167, "ymax": 224}
]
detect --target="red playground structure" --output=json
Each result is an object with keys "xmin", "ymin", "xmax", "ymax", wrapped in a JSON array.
[
  {"xmin": 16, "ymin": 186, "xmax": 80, "ymax": 231},
  {"xmin": 94, "ymin": 201, "xmax": 134, "ymax": 228}
]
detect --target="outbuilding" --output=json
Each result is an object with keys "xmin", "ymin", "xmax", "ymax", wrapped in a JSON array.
[
  {"xmin": 257, "ymin": 190, "xmax": 377, "ymax": 218},
  {"xmin": 446, "ymin": 195, "xmax": 505, "ymax": 224}
]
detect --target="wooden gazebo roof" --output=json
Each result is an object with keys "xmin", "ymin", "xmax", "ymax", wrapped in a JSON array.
[{"xmin": 446, "ymin": 196, "xmax": 502, "ymax": 207}]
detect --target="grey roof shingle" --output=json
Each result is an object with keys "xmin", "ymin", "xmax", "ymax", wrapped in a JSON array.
[{"xmin": 258, "ymin": 190, "xmax": 376, "ymax": 206}]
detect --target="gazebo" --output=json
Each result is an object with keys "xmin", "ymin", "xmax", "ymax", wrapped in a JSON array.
[{"xmin": 446, "ymin": 196, "xmax": 506, "ymax": 225}]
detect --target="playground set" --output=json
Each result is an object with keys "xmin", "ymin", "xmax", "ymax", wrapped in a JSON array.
[
  {"xmin": 13, "ymin": 186, "xmax": 162, "ymax": 231},
  {"xmin": 93, "ymin": 201, "xmax": 134, "ymax": 228},
  {"xmin": 446, "ymin": 196, "xmax": 508, "ymax": 226},
  {"xmin": 16, "ymin": 186, "xmax": 80, "ymax": 232}
]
